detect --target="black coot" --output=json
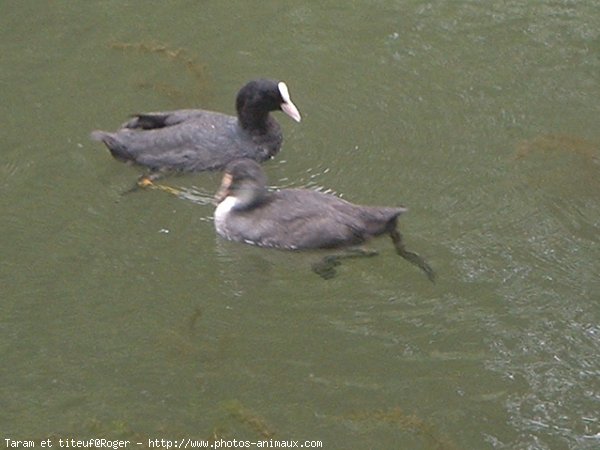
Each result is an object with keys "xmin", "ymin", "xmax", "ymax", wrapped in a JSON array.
[
  {"xmin": 213, "ymin": 159, "xmax": 435, "ymax": 281},
  {"xmin": 90, "ymin": 79, "xmax": 301, "ymax": 175}
]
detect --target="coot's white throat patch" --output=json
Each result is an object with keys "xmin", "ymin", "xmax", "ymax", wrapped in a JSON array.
[{"xmin": 214, "ymin": 195, "xmax": 240, "ymax": 234}]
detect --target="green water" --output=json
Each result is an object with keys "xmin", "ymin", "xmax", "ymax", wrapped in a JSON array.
[{"xmin": 1, "ymin": 1, "xmax": 599, "ymax": 449}]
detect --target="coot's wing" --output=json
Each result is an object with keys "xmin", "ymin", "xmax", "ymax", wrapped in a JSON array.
[
  {"xmin": 283, "ymin": 215, "xmax": 366, "ymax": 249},
  {"xmin": 253, "ymin": 190, "xmax": 368, "ymax": 249},
  {"xmin": 121, "ymin": 109, "xmax": 215, "ymax": 130},
  {"xmin": 120, "ymin": 122, "xmax": 241, "ymax": 171},
  {"xmin": 261, "ymin": 190, "xmax": 407, "ymax": 248}
]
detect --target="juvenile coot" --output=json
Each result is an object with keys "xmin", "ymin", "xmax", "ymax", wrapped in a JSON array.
[
  {"xmin": 90, "ymin": 79, "xmax": 301, "ymax": 175},
  {"xmin": 213, "ymin": 159, "xmax": 435, "ymax": 281}
]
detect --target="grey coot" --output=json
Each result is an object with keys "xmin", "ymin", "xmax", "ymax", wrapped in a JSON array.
[
  {"xmin": 90, "ymin": 79, "xmax": 301, "ymax": 175},
  {"xmin": 213, "ymin": 159, "xmax": 435, "ymax": 281}
]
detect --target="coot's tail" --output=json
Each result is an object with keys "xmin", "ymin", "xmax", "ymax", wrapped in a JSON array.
[
  {"xmin": 360, "ymin": 206, "xmax": 408, "ymax": 237},
  {"xmin": 90, "ymin": 130, "xmax": 108, "ymax": 142},
  {"xmin": 90, "ymin": 130, "xmax": 131, "ymax": 162}
]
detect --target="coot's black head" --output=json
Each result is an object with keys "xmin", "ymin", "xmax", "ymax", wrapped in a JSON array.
[
  {"xmin": 235, "ymin": 79, "xmax": 301, "ymax": 129},
  {"xmin": 214, "ymin": 159, "xmax": 269, "ymax": 209}
]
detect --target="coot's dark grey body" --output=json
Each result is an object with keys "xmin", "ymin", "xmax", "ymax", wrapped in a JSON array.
[
  {"xmin": 216, "ymin": 186, "xmax": 405, "ymax": 250},
  {"xmin": 90, "ymin": 79, "xmax": 301, "ymax": 173},
  {"xmin": 213, "ymin": 159, "xmax": 435, "ymax": 281}
]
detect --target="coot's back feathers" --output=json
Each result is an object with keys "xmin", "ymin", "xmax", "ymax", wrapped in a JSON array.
[{"xmin": 244, "ymin": 189, "xmax": 406, "ymax": 249}]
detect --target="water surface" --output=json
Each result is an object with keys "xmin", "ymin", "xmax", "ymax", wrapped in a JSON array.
[{"xmin": 1, "ymin": 2, "xmax": 599, "ymax": 449}]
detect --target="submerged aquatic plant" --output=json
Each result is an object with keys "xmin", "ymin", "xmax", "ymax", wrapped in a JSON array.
[{"xmin": 109, "ymin": 40, "xmax": 208, "ymax": 104}]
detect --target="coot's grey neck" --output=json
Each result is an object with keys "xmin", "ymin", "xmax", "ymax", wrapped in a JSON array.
[{"xmin": 232, "ymin": 182, "xmax": 270, "ymax": 210}]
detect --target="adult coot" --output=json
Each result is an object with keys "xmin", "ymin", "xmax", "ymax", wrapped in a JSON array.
[
  {"xmin": 213, "ymin": 159, "xmax": 435, "ymax": 281},
  {"xmin": 90, "ymin": 79, "xmax": 301, "ymax": 176}
]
